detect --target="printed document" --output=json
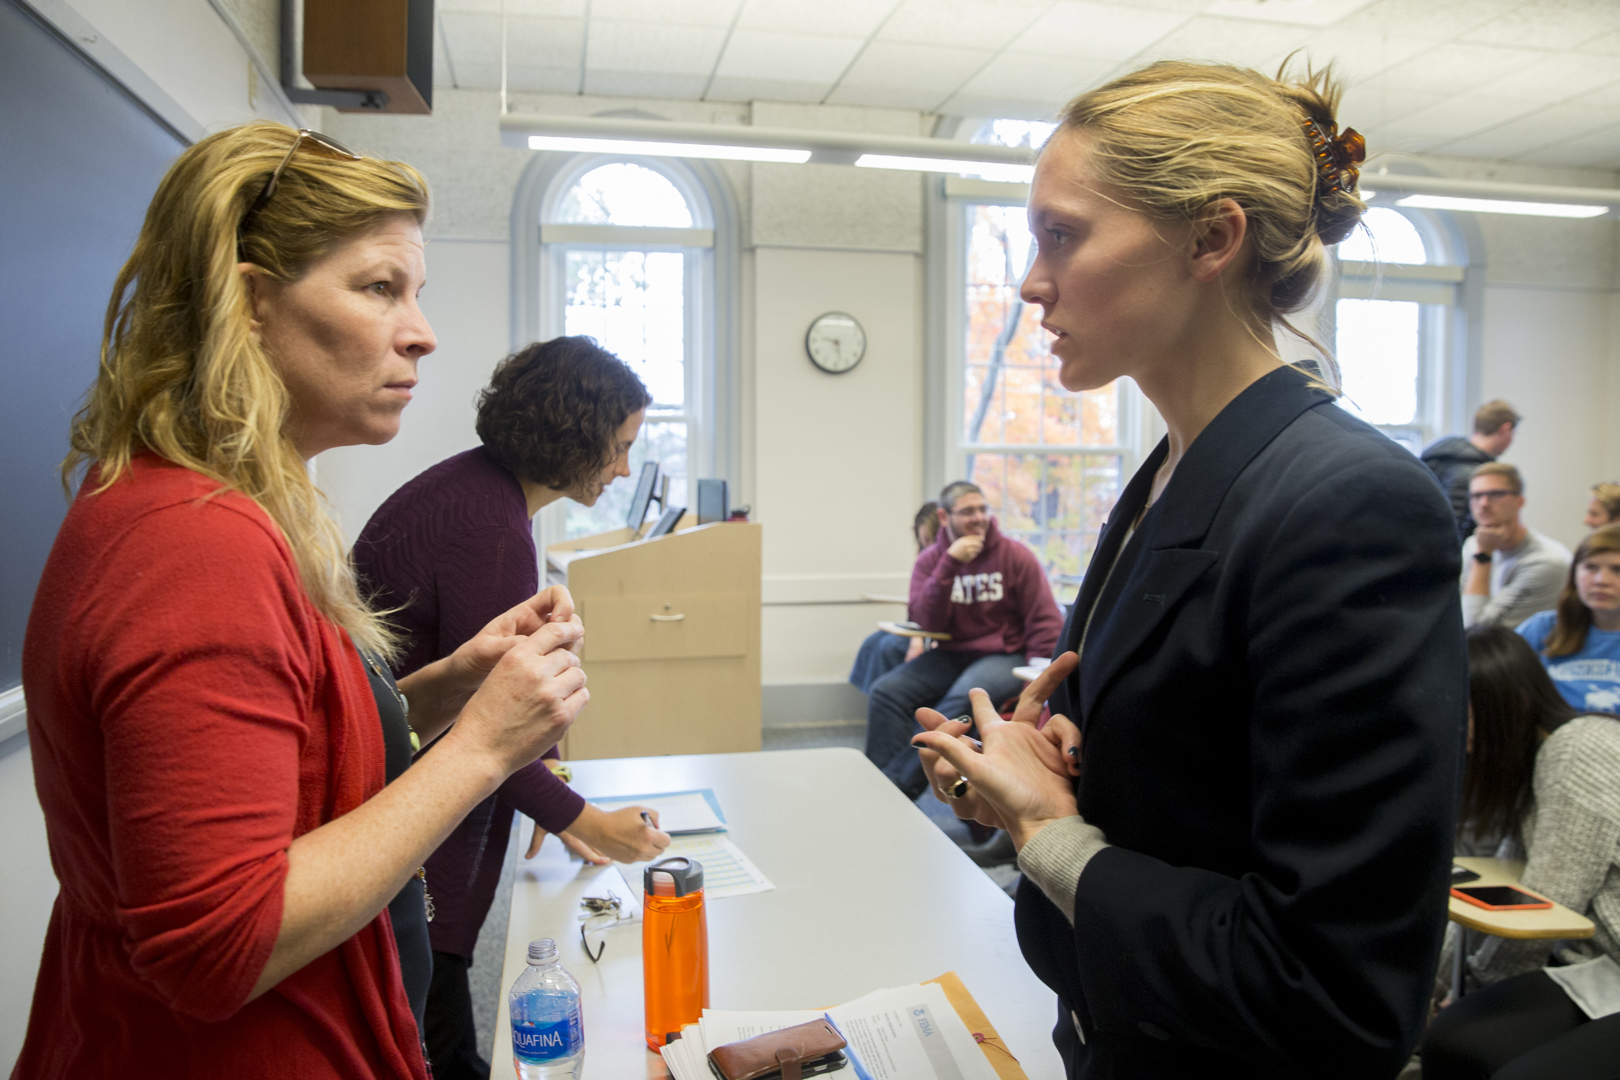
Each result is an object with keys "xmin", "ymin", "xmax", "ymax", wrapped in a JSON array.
[{"xmin": 659, "ymin": 981, "xmax": 998, "ymax": 1080}]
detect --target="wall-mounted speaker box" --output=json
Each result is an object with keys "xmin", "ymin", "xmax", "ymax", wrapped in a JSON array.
[{"xmin": 303, "ymin": 0, "xmax": 433, "ymax": 114}]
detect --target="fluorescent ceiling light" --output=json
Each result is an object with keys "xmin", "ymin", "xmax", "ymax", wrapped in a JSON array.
[
  {"xmin": 527, "ymin": 135, "xmax": 810, "ymax": 164},
  {"xmin": 1396, "ymin": 194, "xmax": 1608, "ymax": 219},
  {"xmin": 856, "ymin": 154, "xmax": 1035, "ymax": 183}
]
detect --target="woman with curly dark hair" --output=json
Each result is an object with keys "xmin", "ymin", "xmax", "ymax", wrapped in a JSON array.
[{"xmin": 352, "ymin": 334, "xmax": 668, "ymax": 1079}]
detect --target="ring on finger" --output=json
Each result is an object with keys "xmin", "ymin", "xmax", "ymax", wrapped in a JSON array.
[{"xmin": 947, "ymin": 777, "xmax": 969, "ymax": 800}]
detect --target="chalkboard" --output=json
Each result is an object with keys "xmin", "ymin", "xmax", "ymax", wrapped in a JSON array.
[{"xmin": 0, "ymin": 0, "xmax": 185, "ymax": 690}]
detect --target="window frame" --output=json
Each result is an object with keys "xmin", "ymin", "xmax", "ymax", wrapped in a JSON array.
[
  {"xmin": 512, "ymin": 149, "xmax": 741, "ymax": 549},
  {"xmin": 1329, "ymin": 205, "xmax": 1475, "ymax": 453},
  {"xmin": 931, "ymin": 175, "xmax": 1144, "ymax": 594}
]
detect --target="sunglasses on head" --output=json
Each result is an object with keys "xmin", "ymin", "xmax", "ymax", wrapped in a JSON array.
[{"xmin": 237, "ymin": 129, "xmax": 362, "ymax": 250}]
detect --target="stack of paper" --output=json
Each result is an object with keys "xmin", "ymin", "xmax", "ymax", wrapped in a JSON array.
[{"xmin": 660, "ymin": 980, "xmax": 1002, "ymax": 1080}]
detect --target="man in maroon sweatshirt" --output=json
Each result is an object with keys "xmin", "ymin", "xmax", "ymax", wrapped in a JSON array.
[{"xmin": 864, "ymin": 481, "xmax": 1063, "ymax": 799}]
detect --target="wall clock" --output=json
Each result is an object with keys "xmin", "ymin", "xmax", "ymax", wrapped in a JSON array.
[{"xmin": 805, "ymin": 311, "xmax": 866, "ymax": 374}]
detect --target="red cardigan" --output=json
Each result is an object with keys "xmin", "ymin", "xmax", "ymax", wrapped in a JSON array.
[{"xmin": 16, "ymin": 456, "xmax": 427, "ymax": 1079}]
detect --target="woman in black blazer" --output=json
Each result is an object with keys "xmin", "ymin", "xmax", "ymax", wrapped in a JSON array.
[{"xmin": 916, "ymin": 62, "xmax": 1465, "ymax": 1080}]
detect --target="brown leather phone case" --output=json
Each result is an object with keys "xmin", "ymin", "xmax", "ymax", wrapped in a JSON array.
[{"xmin": 707, "ymin": 1019, "xmax": 847, "ymax": 1080}]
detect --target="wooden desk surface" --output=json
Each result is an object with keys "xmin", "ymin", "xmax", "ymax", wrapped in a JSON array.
[
  {"xmin": 490, "ymin": 748, "xmax": 1064, "ymax": 1079},
  {"xmin": 1449, "ymin": 856, "xmax": 1595, "ymax": 940}
]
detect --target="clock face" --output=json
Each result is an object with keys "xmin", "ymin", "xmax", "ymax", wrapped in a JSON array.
[{"xmin": 805, "ymin": 312, "xmax": 866, "ymax": 374}]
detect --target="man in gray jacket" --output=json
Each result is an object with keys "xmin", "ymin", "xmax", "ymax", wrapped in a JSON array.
[
  {"xmin": 1422, "ymin": 399, "xmax": 1519, "ymax": 540},
  {"xmin": 1461, "ymin": 462, "xmax": 1570, "ymax": 629}
]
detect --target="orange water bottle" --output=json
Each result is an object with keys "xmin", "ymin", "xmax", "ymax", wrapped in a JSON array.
[{"xmin": 642, "ymin": 856, "xmax": 708, "ymax": 1051}]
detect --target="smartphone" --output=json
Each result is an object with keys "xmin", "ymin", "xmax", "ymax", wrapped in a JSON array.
[
  {"xmin": 1451, "ymin": 865, "xmax": 1481, "ymax": 885},
  {"xmin": 894, "ymin": 620, "xmax": 921, "ymax": 631},
  {"xmin": 1450, "ymin": 884, "xmax": 1553, "ymax": 911}
]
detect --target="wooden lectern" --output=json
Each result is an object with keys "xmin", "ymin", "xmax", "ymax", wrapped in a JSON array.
[{"xmin": 545, "ymin": 521, "xmax": 762, "ymax": 760}]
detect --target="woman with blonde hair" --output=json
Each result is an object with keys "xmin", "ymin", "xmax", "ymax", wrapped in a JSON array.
[
  {"xmin": 18, "ymin": 124, "xmax": 588, "ymax": 1078},
  {"xmin": 1585, "ymin": 482, "xmax": 1620, "ymax": 529},
  {"xmin": 913, "ymin": 61, "xmax": 1464, "ymax": 1078},
  {"xmin": 1517, "ymin": 524, "xmax": 1620, "ymax": 716}
]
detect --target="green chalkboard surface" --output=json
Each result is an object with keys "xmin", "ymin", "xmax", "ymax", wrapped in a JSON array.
[{"xmin": 0, "ymin": 0, "xmax": 186, "ymax": 692}]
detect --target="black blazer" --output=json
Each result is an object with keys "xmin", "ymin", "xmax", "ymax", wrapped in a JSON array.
[{"xmin": 1017, "ymin": 366, "xmax": 1465, "ymax": 1079}]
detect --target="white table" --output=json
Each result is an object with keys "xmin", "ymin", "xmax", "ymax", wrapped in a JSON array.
[{"xmin": 491, "ymin": 747, "xmax": 1065, "ymax": 1079}]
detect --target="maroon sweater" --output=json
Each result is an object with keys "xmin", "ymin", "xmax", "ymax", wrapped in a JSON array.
[
  {"xmin": 909, "ymin": 518, "xmax": 1062, "ymax": 661},
  {"xmin": 353, "ymin": 447, "xmax": 584, "ymax": 958}
]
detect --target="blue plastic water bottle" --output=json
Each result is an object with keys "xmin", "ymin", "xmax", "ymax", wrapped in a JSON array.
[{"xmin": 509, "ymin": 938, "xmax": 584, "ymax": 1079}]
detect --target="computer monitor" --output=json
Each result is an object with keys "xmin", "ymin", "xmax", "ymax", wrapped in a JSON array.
[
  {"xmin": 626, "ymin": 461, "xmax": 659, "ymax": 531},
  {"xmin": 696, "ymin": 479, "xmax": 728, "ymax": 525},
  {"xmin": 646, "ymin": 505, "xmax": 685, "ymax": 539}
]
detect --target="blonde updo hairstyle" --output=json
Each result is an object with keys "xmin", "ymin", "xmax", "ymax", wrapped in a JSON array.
[
  {"xmin": 64, "ymin": 121, "xmax": 430, "ymax": 656},
  {"xmin": 1052, "ymin": 60, "xmax": 1364, "ymax": 380}
]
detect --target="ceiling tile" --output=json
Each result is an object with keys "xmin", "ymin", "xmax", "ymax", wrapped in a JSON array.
[
  {"xmin": 1336, "ymin": 0, "xmax": 1526, "ymax": 40},
  {"xmin": 873, "ymin": 0, "xmax": 1054, "ymax": 50},
  {"xmin": 1204, "ymin": 0, "xmax": 1379, "ymax": 27},
  {"xmin": 586, "ymin": 20, "xmax": 729, "ymax": 75},
  {"xmin": 954, "ymin": 50, "xmax": 1114, "ymax": 105},
  {"xmin": 1516, "ymin": 125, "xmax": 1620, "ymax": 168},
  {"xmin": 1004, "ymin": 2, "xmax": 1190, "ymax": 60},
  {"xmin": 441, "ymin": 12, "xmax": 584, "ymax": 72},
  {"xmin": 1132, "ymin": 16, "xmax": 1318, "ymax": 70},
  {"xmin": 1477, "ymin": 52, "xmax": 1620, "ymax": 107},
  {"xmin": 1374, "ymin": 41, "xmax": 1548, "ymax": 95},
  {"xmin": 1577, "ymin": 28, "xmax": 1620, "ymax": 54},
  {"xmin": 1365, "ymin": 93, "xmax": 1529, "ymax": 154},
  {"xmin": 583, "ymin": 70, "xmax": 713, "ymax": 97},
  {"xmin": 1437, "ymin": 101, "xmax": 1620, "ymax": 158},
  {"xmin": 1562, "ymin": 81, "xmax": 1620, "ymax": 110},
  {"xmin": 1336, "ymin": 82, "xmax": 1449, "ymax": 132},
  {"xmin": 935, "ymin": 91, "xmax": 1069, "ymax": 120},
  {"xmin": 452, "ymin": 62, "xmax": 581, "ymax": 92},
  {"xmin": 590, "ymin": 0, "xmax": 741, "ymax": 25},
  {"xmin": 1125, "ymin": 0, "xmax": 1222, "ymax": 10},
  {"xmin": 704, "ymin": 75, "xmax": 834, "ymax": 103},
  {"xmin": 734, "ymin": 0, "xmax": 902, "ymax": 38},
  {"xmin": 835, "ymin": 40, "xmax": 995, "ymax": 92},
  {"xmin": 1461, "ymin": 0, "xmax": 1620, "ymax": 52},
  {"xmin": 1298, "ymin": 27, "xmax": 1447, "ymax": 81},
  {"xmin": 712, "ymin": 29, "xmax": 865, "ymax": 81},
  {"xmin": 437, "ymin": 0, "xmax": 587, "ymax": 14},
  {"xmin": 1376, "ymin": 92, "xmax": 1543, "ymax": 140},
  {"xmin": 822, "ymin": 83, "xmax": 962, "ymax": 110}
]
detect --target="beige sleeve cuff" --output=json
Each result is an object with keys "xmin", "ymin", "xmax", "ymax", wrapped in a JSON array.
[{"xmin": 1016, "ymin": 816, "xmax": 1110, "ymax": 924}]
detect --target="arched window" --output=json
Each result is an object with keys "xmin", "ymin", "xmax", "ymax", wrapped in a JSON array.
[
  {"xmin": 523, "ymin": 155, "xmax": 724, "ymax": 541},
  {"xmin": 1332, "ymin": 206, "xmax": 1467, "ymax": 454}
]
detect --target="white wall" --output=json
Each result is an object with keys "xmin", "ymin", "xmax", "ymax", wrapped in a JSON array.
[
  {"xmin": 753, "ymin": 248, "xmax": 924, "ymax": 683},
  {"xmin": 0, "ymin": 738, "xmax": 55, "ymax": 1070},
  {"xmin": 1479, "ymin": 285, "xmax": 1619, "ymax": 551},
  {"xmin": 33, "ymin": 0, "xmax": 300, "ymax": 137}
]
